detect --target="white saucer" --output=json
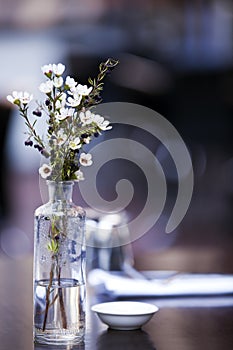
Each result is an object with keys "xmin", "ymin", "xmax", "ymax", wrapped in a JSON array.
[{"xmin": 91, "ymin": 301, "xmax": 159, "ymax": 330}]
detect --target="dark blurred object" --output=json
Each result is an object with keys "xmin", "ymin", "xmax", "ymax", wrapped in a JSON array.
[
  {"xmin": 0, "ymin": 104, "xmax": 11, "ymax": 220},
  {"xmin": 67, "ymin": 21, "xmax": 233, "ymax": 273}
]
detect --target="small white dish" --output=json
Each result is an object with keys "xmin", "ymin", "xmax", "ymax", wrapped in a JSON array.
[{"xmin": 91, "ymin": 301, "xmax": 159, "ymax": 330}]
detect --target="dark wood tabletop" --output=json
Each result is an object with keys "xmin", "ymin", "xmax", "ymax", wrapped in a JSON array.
[{"xmin": 0, "ymin": 256, "xmax": 233, "ymax": 350}]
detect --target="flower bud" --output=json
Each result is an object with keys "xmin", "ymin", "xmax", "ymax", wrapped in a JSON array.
[
  {"xmin": 25, "ymin": 139, "xmax": 33, "ymax": 146},
  {"xmin": 34, "ymin": 144, "xmax": 43, "ymax": 152},
  {"xmin": 33, "ymin": 109, "xmax": 42, "ymax": 117}
]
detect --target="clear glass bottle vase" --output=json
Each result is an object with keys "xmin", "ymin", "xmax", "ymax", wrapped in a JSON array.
[{"xmin": 33, "ymin": 181, "xmax": 86, "ymax": 346}]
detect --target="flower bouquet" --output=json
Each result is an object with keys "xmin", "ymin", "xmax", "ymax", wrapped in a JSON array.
[{"xmin": 7, "ymin": 58, "xmax": 118, "ymax": 181}]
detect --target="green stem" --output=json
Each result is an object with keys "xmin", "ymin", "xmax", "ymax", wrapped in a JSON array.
[
  {"xmin": 57, "ymin": 265, "xmax": 67, "ymax": 329},
  {"xmin": 42, "ymin": 261, "xmax": 55, "ymax": 331},
  {"xmin": 20, "ymin": 107, "xmax": 45, "ymax": 148}
]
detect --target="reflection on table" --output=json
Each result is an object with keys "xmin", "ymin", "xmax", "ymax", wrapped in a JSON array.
[
  {"xmin": 0, "ymin": 256, "xmax": 233, "ymax": 350},
  {"xmin": 96, "ymin": 329, "xmax": 155, "ymax": 350}
]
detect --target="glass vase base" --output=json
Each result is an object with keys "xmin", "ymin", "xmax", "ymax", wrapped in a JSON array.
[{"xmin": 34, "ymin": 329, "xmax": 85, "ymax": 346}]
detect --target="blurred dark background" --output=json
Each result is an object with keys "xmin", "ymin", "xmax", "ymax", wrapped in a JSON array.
[{"xmin": 0, "ymin": 0, "xmax": 232, "ymax": 273}]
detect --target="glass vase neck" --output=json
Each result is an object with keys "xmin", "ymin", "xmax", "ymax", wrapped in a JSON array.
[{"xmin": 47, "ymin": 181, "xmax": 74, "ymax": 202}]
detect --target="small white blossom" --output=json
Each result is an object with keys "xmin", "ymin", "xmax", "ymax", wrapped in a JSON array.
[
  {"xmin": 72, "ymin": 91, "xmax": 82, "ymax": 101},
  {"xmin": 53, "ymin": 76, "xmax": 63, "ymax": 88},
  {"xmin": 73, "ymin": 84, "xmax": 92, "ymax": 96},
  {"xmin": 56, "ymin": 107, "xmax": 74, "ymax": 121},
  {"xmin": 80, "ymin": 152, "xmax": 93, "ymax": 166},
  {"xmin": 99, "ymin": 120, "xmax": 112, "ymax": 130},
  {"xmin": 20, "ymin": 92, "xmax": 33, "ymax": 104},
  {"xmin": 52, "ymin": 63, "xmax": 65, "ymax": 76},
  {"xmin": 39, "ymin": 80, "xmax": 53, "ymax": 94},
  {"xmin": 93, "ymin": 114, "xmax": 112, "ymax": 130},
  {"xmin": 55, "ymin": 93, "xmax": 66, "ymax": 109},
  {"xmin": 42, "ymin": 63, "xmax": 65, "ymax": 76},
  {"xmin": 66, "ymin": 95, "xmax": 82, "ymax": 107},
  {"xmin": 41, "ymin": 64, "xmax": 53, "ymax": 75},
  {"xmin": 79, "ymin": 110, "xmax": 94, "ymax": 125},
  {"xmin": 65, "ymin": 76, "xmax": 77, "ymax": 89},
  {"xmin": 56, "ymin": 130, "xmax": 66, "ymax": 145},
  {"xmin": 7, "ymin": 91, "xmax": 33, "ymax": 105},
  {"xmin": 7, "ymin": 91, "xmax": 19, "ymax": 104},
  {"xmin": 75, "ymin": 170, "xmax": 85, "ymax": 181},
  {"xmin": 69, "ymin": 137, "xmax": 81, "ymax": 150},
  {"xmin": 39, "ymin": 164, "xmax": 52, "ymax": 179},
  {"xmin": 83, "ymin": 136, "xmax": 91, "ymax": 144}
]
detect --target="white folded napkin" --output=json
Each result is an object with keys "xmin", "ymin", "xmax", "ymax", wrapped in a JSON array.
[{"xmin": 88, "ymin": 269, "xmax": 233, "ymax": 297}]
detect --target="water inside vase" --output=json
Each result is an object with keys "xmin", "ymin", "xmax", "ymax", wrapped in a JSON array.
[{"xmin": 34, "ymin": 278, "xmax": 85, "ymax": 345}]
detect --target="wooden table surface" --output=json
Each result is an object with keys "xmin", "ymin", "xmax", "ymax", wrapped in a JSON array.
[{"xmin": 0, "ymin": 256, "xmax": 233, "ymax": 350}]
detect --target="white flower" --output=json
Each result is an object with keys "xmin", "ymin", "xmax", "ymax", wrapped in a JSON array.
[
  {"xmin": 52, "ymin": 63, "xmax": 65, "ymax": 76},
  {"xmin": 66, "ymin": 95, "xmax": 82, "ymax": 107},
  {"xmin": 55, "ymin": 93, "xmax": 66, "ymax": 109},
  {"xmin": 56, "ymin": 130, "xmax": 66, "ymax": 145},
  {"xmin": 53, "ymin": 76, "xmax": 63, "ymax": 88},
  {"xmin": 80, "ymin": 152, "xmax": 93, "ymax": 166},
  {"xmin": 69, "ymin": 137, "xmax": 81, "ymax": 150},
  {"xmin": 73, "ymin": 84, "xmax": 92, "ymax": 96},
  {"xmin": 99, "ymin": 120, "xmax": 112, "ymax": 130},
  {"xmin": 65, "ymin": 76, "xmax": 77, "ymax": 89},
  {"xmin": 75, "ymin": 170, "xmax": 85, "ymax": 181},
  {"xmin": 7, "ymin": 91, "xmax": 33, "ymax": 105},
  {"xmin": 20, "ymin": 92, "xmax": 33, "ymax": 104},
  {"xmin": 41, "ymin": 63, "xmax": 65, "ymax": 76},
  {"xmin": 7, "ymin": 91, "xmax": 19, "ymax": 104},
  {"xmin": 79, "ymin": 110, "xmax": 94, "ymax": 125},
  {"xmin": 83, "ymin": 136, "xmax": 91, "ymax": 144},
  {"xmin": 41, "ymin": 64, "xmax": 53, "ymax": 75},
  {"xmin": 93, "ymin": 114, "xmax": 112, "ymax": 130},
  {"xmin": 39, "ymin": 164, "xmax": 52, "ymax": 179},
  {"xmin": 56, "ymin": 107, "xmax": 74, "ymax": 121},
  {"xmin": 39, "ymin": 80, "xmax": 53, "ymax": 94}
]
